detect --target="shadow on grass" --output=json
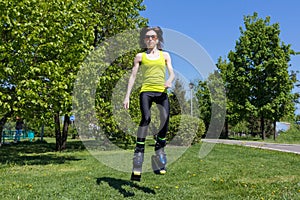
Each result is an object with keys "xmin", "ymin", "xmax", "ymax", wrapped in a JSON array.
[
  {"xmin": 0, "ymin": 140, "xmax": 84, "ymax": 166},
  {"xmin": 96, "ymin": 177, "xmax": 156, "ymax": 197}
]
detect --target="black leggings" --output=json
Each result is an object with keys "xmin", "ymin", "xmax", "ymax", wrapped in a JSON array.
[{"xmin": 136, "ymin": 92, "xmax": 170, "ymax": 149}]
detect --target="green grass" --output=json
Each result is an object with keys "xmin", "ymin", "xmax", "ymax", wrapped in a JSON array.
[{"xmin": 0, "ymin": 139, "xmax": 299, "ymax": 200}]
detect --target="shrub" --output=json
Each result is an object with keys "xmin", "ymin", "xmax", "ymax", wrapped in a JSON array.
[
  {"xmin": 168, "ymin": 114, "xmax": 205, "ymax": 146},
  {"xmin": 276, "ymin": 123, "xmax": 300, "ymax": 144}
]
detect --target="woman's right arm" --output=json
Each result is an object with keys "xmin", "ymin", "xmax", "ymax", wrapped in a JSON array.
[{"xmin": 123, "ymin": 53, "xmax": 142, "ymax": 109}]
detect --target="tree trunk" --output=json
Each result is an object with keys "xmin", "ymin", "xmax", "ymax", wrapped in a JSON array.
[
  {"xmin": 260, "ymin": 116, "xmax": 265, "ymax": 140},
  {"xmin": 225, "ymin": 118, "xmax": 229, "ymax": 139},
  {"xmin": 54, "ymin": 113, "xmax": 70, "ymax": 151},
  {"xmin": 41, "ymin": 123, "xmax": 44, "ymax": 141},
  {"xmin": 221, "ymin": 117, "xmax": 229, "ymax": 139},
  {"xmin": 273, "ymin": 121, "xmax": 276, "ymax": 140},
  {"xmin": 61, "ymin": 114, "xmax": 70, "ymax": 150},
  {"xmin": 54, "ymin": 112, "xmax": 61, "ymax": 151}
]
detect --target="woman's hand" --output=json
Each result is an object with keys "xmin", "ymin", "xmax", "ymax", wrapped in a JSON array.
[
  {"xmin": 164, "ymin": 80, "xmax": 172, "ymax": 89},
  {"xmin": 123, "ymin": 97, "xmax": 130, "ymax": 109}
]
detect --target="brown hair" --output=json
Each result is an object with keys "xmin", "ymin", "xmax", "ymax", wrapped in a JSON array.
[{"xmin": 139, "ymin": 26, "xmax": 164, "ymax": 50}]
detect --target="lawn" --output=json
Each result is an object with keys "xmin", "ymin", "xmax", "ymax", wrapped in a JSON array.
[{"xmin": 0, "ymin": 138, "xmax": 299, "ymax": 200}]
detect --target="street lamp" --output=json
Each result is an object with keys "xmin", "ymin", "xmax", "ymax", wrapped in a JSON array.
[{"xmin": 189, "ymin": 83, "xmax": 194, "ymax": 116}]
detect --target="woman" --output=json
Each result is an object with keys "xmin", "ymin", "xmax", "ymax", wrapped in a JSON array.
[{"xmin": 123, "ymin": 26, "xmax": 175, "ymax": 181}]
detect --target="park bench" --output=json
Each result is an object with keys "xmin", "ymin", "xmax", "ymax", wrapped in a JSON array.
[{"xmin": 1, "ymin": 130, "xmax": 35, "ymax": 144}]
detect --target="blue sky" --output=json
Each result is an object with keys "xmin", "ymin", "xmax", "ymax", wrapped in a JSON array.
[{"xmin": 140, "ymin": 0, "xmax": 300, "ymax": 114}]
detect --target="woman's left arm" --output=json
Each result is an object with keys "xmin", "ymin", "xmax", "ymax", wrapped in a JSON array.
[{"xmin": 164, "ymin": 51, "xmax": 175, "ymax": 88}]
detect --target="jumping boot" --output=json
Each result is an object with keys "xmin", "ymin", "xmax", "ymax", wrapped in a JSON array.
[
  {"xmin": 152, "ymin": 142, "xmax": 167, "ymax": 175},
  {"xmin": 131, "ymin": 147, "xmax": 144, "ymax": 181}
]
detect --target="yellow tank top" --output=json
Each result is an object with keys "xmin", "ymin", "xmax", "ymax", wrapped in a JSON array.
[{"xmin": 140, "ymin": 51, "xmax": 166, "ymax": 93}]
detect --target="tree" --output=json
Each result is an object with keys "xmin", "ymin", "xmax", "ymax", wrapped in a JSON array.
[
  {"xmin": 0, "ymin": 0, "xmax": 57, "ymax": 144},
  {"xmin": 0, "ymin": 0, "xmax": 147, "ymax": 150},
  {"xmin": 226, "ymin": 13, "xmax": 296, "ymax": 139},
  {"xmin": 195, "ymin": 80, "xmax": 211, "ymax": 132},
  {"xmin": 195, "ymin": 71, "xmax": 226, "ymax": 138},
  {"xmin": 216, "ymin": 57, "xmax": 238, "ymax": 138},
  {"xmin": 0, "ymin": 0, "xmax": 98, "ymax": 149},
  {"xmin": 169, "ymin": 78, "xmax": 188, "ymax": 116},
  {"xmin": 73, "ymin": 1, "xmax": 147, "ymax": 148}
]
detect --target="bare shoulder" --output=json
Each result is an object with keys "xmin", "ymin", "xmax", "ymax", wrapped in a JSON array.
[
  {"xmin": 162, "ymin": 51, "xmax": 171, "ymax": 60},
  {"xmin": 134, "ymin": 52, "xmax": 143, "ymax": 62}
]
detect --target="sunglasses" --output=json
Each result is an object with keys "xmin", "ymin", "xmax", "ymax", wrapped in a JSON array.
[{"xmin": 144, "ymin": 35, "xmax": 158, "ymax": 40}]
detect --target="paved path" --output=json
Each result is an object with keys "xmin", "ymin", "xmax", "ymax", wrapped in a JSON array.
[{"xmin": 202, "ymin": 139, "xmax": 300, "ymax": 155}]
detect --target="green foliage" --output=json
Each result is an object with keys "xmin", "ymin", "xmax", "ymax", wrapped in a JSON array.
[
  {"xmin": 94, "ymin": 50, "xmax": 142, "ymax": 147},
  {"xmin": 276, "ymin": 123, "xmax": 300, "ymax": 144},
  {"xmin": 0, "ymin": 0, "xmax": 148, "ymax": 148},
  {"xmin": 73, "ymin": 7, "xmax": 147, "ymax": 147},
  {"xmin": 231, "ymin": 120, "xmax": 249, "ymax": 134},
  {"xmin": 195, "ymin": 80, "xmax": 211, "ymax": 130},
  {"xmin": 169, "ymin": 78, "xmax": 188, "ymax": 116},
  {"xmin": 232, "ymin": 13, "xmax": 295, "ymax": 120},
  {"xmin": 0, "ymin": 0, "xmax": 94, "ymax": 115},
  {"xmin": 195, "ymin": 71, "xmax": 226, "ymax": 139},
  {"xmin": 218, "ymin": 13, "xmax": 296, "ymax": 138},
  {"xmin": 168, "ymin": 115, "xmax": 205, "ymax": 145}
]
